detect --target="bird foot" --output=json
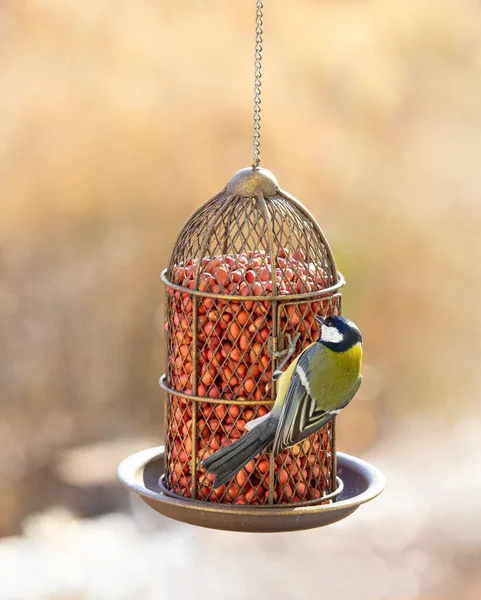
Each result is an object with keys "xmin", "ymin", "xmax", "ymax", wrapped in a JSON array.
[{"xmin": 271, "ymin": 332, "xmax": 301, "ymax": 379}]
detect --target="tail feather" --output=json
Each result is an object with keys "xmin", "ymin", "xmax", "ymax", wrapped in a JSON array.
[{"xmin": 202, "ymin": 417, "xmax": 278, "ymax": 489}]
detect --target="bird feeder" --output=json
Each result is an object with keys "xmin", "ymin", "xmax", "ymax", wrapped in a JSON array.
[
  {"xmin": 118, "ymin": 1, "xmax": 384, "ymax": 532},
  {"xmin": 161, "ymin": 167, "xmax": 343, "ymax": 506}
]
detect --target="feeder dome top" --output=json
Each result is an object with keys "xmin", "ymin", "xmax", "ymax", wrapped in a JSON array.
[
  {"xmin": 226, "ymin": 167, "xmax": 279, "ymax": 197},
  {"xmin": 166, "ymin": 173, "xmax": 341, "ymax": 295}
]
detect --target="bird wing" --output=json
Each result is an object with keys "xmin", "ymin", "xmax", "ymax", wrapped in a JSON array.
[{"xmin": 272, "ymin": 344, "xmax": 361, "ymax": 457}]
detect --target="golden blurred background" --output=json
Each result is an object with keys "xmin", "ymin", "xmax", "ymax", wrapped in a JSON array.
[{"xmin": 1, "ymin": 0, "xmax": 480, "ymax": 598}]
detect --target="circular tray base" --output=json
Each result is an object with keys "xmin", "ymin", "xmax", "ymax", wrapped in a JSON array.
[{"xmin": 118, "ymin": 446, "xmax": 384, "ymax": 533}]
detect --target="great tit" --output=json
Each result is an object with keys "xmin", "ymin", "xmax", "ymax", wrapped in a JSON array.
[{"xmin": 202, "ymin": 315, "xmax": 363, "ymax": 489}]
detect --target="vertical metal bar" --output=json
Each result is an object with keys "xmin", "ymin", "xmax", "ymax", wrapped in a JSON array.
[
  {"xmin": 270, "ymin": 301, "xmax": 279, "ymax": 397},
  {"xmin": 163, "ymin": 397, "xmax": 169, "ymax": 486},
  {"xmin": 331, "ymin": 292, "xmax": 342, "ymax": 497},
  {"xmin": 256, "ymin": 191, "xmax": 278, "ymax": 505},
  {"xmin": 189, "ymin": 194, "xmax": 231, "ymax": 500},
  {"xmin": 331, "ymin": 419, "xmax": 337, "ymax": 498},
  {"xmin": 267, "ymin": 452, "xmax": 275, "ymax": 504},
  {"xmin": 191, "ymin": 293, "xmax": 199, "ymax": 499},
  {"xmin": 163, "ymin": 279, "xmax": 170, "ymax": 487},
  {"xmin": 267, "ymin": 299, "xmax": 278, "ymax": 504}
]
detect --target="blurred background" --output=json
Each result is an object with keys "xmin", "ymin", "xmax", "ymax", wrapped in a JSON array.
[{"xmin": 1, "ymin": 0, "xmax": 481, "ymax": 598}]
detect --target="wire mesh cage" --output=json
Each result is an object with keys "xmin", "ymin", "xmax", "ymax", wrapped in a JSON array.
[{"xmin": 159, "ymin": 168, "xmax": 346, "ymax": 507}]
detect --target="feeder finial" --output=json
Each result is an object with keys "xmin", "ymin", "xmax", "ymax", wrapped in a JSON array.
[{"xmin": 226, "ymin": 167, "xmax": 279, "ymax": 197}]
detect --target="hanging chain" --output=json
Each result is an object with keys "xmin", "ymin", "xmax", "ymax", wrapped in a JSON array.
[{"xmin": 252, "ymin": 0, "xmax": 263, "ymax": 168}]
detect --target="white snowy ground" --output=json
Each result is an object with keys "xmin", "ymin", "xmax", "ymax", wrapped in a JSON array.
[{"xmin": 1, "ymin": 419, "xmax": 480, "ymax": 600}]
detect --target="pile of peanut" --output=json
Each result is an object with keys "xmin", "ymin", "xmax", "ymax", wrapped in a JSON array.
[{"xmin": 165, "ymin": 250, "xmax": 334, "ymax": 504}]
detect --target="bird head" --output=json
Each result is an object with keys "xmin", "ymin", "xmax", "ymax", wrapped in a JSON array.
[{"xmin": 315, "ymin": 315, "xmax": 362, "ymax": 351}]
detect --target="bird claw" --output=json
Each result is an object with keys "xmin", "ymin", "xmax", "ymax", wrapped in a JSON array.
[
  {"xmin": 270, "ymin": 332, "xmax": 301, "ymax": 376},
  {"xmin": 270, "ymin": 347, "xmax": 289, "ymax": 359},
  {"xmin": 268, "ymin": 333, "xmax": 300, "ymax": 357},
  {"xmin": 284, "ymin": 332, "xmax": 301, "ymax": 355}
]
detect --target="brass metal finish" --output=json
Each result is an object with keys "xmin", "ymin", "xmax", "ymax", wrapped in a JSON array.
[
  {"xmin": 117, "ymin": 447, "xmax": 385, "ymax": 533},
  {"xmin": 159, "ymin": 374, "xmax": 274, "ymax": 406},
  {"xmin": 160, "ymin": 269, "xmax": 345, "ymax": 301},
  {"xmin": 158, "ymin": 473, "xmax": 345, "ymax": 507},
  {"xmin": 226, "ymin": 167, "xmax": 279, "ymax": 197},
  {"xmin": 162, "ymin": 170, "xmax": 346, "ymax": 507},
  {"xmin": 121, "ymin": 174, "xmax": 388, "ymax": 527}
]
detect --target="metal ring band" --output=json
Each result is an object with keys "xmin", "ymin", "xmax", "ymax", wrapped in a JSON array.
[
  {"xmin": 160, "ymin": 269, "xmax": 345, "ymax": 302},
  {"xmin": 158, "ymin": 473, "xmax": 344, "ymax": 508},
  {"xmin": 159, "ymin": 374, "xmax": 275, "ymax": 406}
]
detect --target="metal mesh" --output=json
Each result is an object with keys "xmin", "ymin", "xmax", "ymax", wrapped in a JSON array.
[{"xmin": 162, "ymin": 188, "xmax": 343, "ymax": 505}]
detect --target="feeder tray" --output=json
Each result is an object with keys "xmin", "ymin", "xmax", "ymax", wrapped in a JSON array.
[{"xmin": 118, "ymin": 446, "xmax": 385, "ymax": 533}]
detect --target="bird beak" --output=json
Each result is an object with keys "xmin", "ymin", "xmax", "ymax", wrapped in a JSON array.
[{"xmin": 315, "ymin": 316, "xmax": 324, "ymax": 326}]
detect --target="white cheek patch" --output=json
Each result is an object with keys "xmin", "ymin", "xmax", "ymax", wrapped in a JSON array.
[{"xmin": 321, "ymin": 326, "xmax": 344, "ymax": 344}]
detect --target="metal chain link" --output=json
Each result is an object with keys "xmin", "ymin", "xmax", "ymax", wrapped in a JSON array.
[{"xmin": 252, "ymin": 0, "xmax": 263, "ymax": 169}]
